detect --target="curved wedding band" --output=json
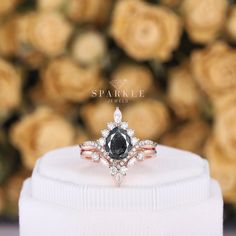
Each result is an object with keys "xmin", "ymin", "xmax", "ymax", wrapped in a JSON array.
[{"xmin": 80, "ymin": 107, "xmax": 157, "ymax": 186}]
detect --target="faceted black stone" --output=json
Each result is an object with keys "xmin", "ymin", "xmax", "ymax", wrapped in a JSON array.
[
  {"xmin": 111, "ymin": 132, "xmax": 127, "ymax": 156},
  {"xmin": 105, "ymin": 127, "xmax": 132, "ymax": 160}
]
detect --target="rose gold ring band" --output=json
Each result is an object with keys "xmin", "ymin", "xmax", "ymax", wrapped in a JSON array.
[{"xmin": 79, "ymin": 107, "xmax": 157, "ymax": 186}]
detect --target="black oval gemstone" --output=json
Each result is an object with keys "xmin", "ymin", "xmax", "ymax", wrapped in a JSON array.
[
  {"xmin": 110, "ymin": 132, "xmax": 127, "ymax": 156},
  {"xmin": 105, "ymin": 127, "xmax": 132, "ymax": 160}
]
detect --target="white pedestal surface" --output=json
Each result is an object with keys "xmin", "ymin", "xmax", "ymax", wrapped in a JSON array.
[{"xmin": 19, "ymin": 145, "xmax": 223, "ymax": 236}]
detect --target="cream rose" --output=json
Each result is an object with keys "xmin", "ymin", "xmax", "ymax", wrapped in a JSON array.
[
  {"xmin": 29, "ymin": 84, "xmax": 76, "ymax": 116},
  {"xmin": 0, "ymin": 188, "xmax": 4, "ymax": 214},
  {"xmin": 5, "ymin": 170, "xmax": 29, "ymax": 216},
  {"xmin": 42, "ymin": 57, "xmax": 105, "ymax": 103},
  {"xmin": 0, "ymin": 17, "xmax": 18, "ymax": 57},
  {"xmin": 37, "ymin": 0, "xmax": 65, "ymax": 10},
  {"xmin": 213, "ymin": 93, "xmax": 236, "ymax": 113},
  {"xmin": 226, "ymin": 7, "xmax": 236, "ymax": 41},
  {"xmin": 205, "ymin": 138, "xmax": 236, "ymax": 203},
  {"xmin": 0, "ymin": 59, "xmax": 21, "ymax": 114},
  {"xmin": 25, "ymin": 12, "xmax": 72, "ymax": 56},
  {"xmin": 111, "ymin": 0, "xmax": 182, "ymax": 61},
  {"xmin": 10, "ymin": 107, "xmax": 75, "ymax": 170},
  {"xmin": 161, "ymin": 0, "xmax": 183, "ymax": 7},
  {"xmin": 191, "ymin": 42, "xmax": 236, "ymax": 99},
  {"xmin": 0, "ymin": 15, "xmax": 43, "ymax": 67},
  {"xmin": 66, "ymin": 0, "xmax": 113, "ymax": 24},
  {"xmin": 123, "ymin": 99, "xmax": 170, "ymax": 140},
  {"xmin": 161, "ymin": 119, "xmax": 210, "ymax": 154},
  {"xmin": 13, "ymin": 13, "xmax": 45, "ymax": 68},
  {"xmin": 167, "ymin": 62, "xmax": 202, "ymax": 119},
  {"xmin": 81, "ymin": 101, "xmax": 115, "ymax": 138},
  {"xmin": 214, "ymin": 105, "xmax": 236, "ymax": 158},
  {"xmin": 111, "ymin": 64, "xmax": 153, "ymax": 100},
  {"xmin": 72, "ymin": 31, "xmax": 107, "ymax": 66},
  {"xmin": 181, "ymin": 0, "xmax": 228, "ymax": 43},
  {"xmin": 30, "ymin": 12, "xmax": 72, "ymax": 56},
  {"xmin": 0, "ymin": 0, "xmax": 20, "ymax": 16},
  {"xmin": 74, "ymin": 127, "xmax": 90, "ymax": 144}
]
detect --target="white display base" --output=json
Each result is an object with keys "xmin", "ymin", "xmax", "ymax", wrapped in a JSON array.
[{"xmin": 19, "ymin": 145, "xmax": 223, "ymax": 236}]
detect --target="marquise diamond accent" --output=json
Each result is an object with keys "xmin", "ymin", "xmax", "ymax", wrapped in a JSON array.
[{"xmin": 114, "ymin": 107, "xmax": 122, "ymax": 123}]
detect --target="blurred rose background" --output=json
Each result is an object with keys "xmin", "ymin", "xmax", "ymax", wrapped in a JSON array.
[{"xmin": 0, "ymin": 0, "xmax": 236, "ymax": 232}]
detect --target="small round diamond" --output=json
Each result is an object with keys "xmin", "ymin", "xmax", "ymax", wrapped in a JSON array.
[
  {"xmin": 131, "ymin": 137, "xmax": 139, "ymax": 145},
  {"xmin": 127, "ymin": 157, "xmax": 136, "ymax": 167},
  {"xmin": 84, "ymin": 141, "xmax": 95, "ymax": 146},
  {"xmin": 120, "ymin": 166, "xmax": 128, "ymax": 175},
  {"xmin": 98, "ymin": 138, "xmax": 105, "ymax": 146},
  {"xmin": 107, "ymin": 122, "xmax": 115, "ymax": 130},
  {"xmin": 137, "ymin": 152, "xmax": 144, "ymax": 161},
  {"xmin": 110, "ymin": 166, "xmax": 118, "ymax": 175},
  {"xmin": 101, "ymin": 129, "xmax": 109, "ymax": 137},
  {"xmin": 127, "ymin": 129, "xmax": 134, "ymax": 136},
  {"xmin": 121, "ymin": 122, "xmax": 128, "ymax": 129},
  {"xmin": 92, "ymin": 153, "xmax": 100, "ymax": 161}
]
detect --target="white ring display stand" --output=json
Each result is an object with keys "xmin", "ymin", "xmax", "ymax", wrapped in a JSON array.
[{"xmin": 19, "ymin": 145, "xmax": 223, "ymax": 236}]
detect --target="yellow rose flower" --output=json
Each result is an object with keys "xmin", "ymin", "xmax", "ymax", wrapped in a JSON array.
[
  {"xmin": 29, "ymin": 83, "xmax": 76, "ymax": 116},
  {"xmin": 81, "ymin": 101, "xmax": 115, "ymax": 138},
  {"xmin": 0, "ymin": 0, "xmax": 20, "ymax": 16},
  {"xmin": 66, "ymin": 0, "xmax": 113, "ymax": 24},
  {"xmin": 74, "ymin": 127, "xmax": 90, "ymax": 144},
  {"xmin": 214, "ymin": 105, "xmax": 236, "ymax": 158},
  {"xmin": 42, "ymin": 57, "xmax": 105, "ymax": 103},
  {"xmin": 167, "ymin": 62, "xmax": 202, "ymax": 119},
  {"xmin": 5, "ymin": 169, "xmax": 29, "ymax": 216},
  {"xmin": 0, "ymin": 59, "xmax": 21, "ymax": 114},
  {"xmin": 111, "ymin": 0, "xmax": 182, "ymax": 61},
  {"xmin": 14, "ymin": 13, "xmax": 45, "ymax": 68},
  {"xmin": 16, "ymin": 12, "xmax": 71, "ymax": 58},
  {"xmin": 191, "ymin": 42, "xmax": 236, "ymax": 99},
  {"xmin": 72, "ymin": 31, "xmax": 107, "ymax": 66},
  {"xmin": 205, "ymin": 138, "xmax": 236, "ymax": 203},
  {"xmin": 37, "ymin": 0, "xmax": 65, "ymax": 10},
  {"xmin": 0, "ymin": 188, "xmax": 5, "ymax": 214},
  {"xmin": 226, "ymin": 6, "xmax": 236, "ymax": 41},
  {"xmin": 161, "ymin": 120, "xmax": 210, "ymax": 154},
  {"xmin": 27, "ymin": 12, "xmax": 72, "ymax": 56},
  {"xmin": 123, "ymin": 99, "xmax": 170, "ymax": 139},
  {"xmin": 111, "ymin": 63, "xmax": 153, "ymax": 100},
  {"xmin": 10, "ymin": 107, "xmax": 75, "ymax": 170},
  {"xmin": 15, "ymin": 12, "xmax": 31, "ymax": 43},
  {"xmin": 0, "ymin": 17, "xmax": 18, "ymax": 57},
  {"xmin": 181, "ymin": 0, "xmax": 228, "ymax": 43},
  {"xmin": 213, "ymin": 93, "xmax": 236, "ymax": 113},
  {"xmin": 160, "ymin": 0, "xmax": 183, "ymax": 7}
]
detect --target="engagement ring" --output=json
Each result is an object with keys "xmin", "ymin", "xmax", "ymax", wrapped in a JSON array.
[{"xmin": 80, "ymin": 107, "xmax": 157, "ymax": 186}]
